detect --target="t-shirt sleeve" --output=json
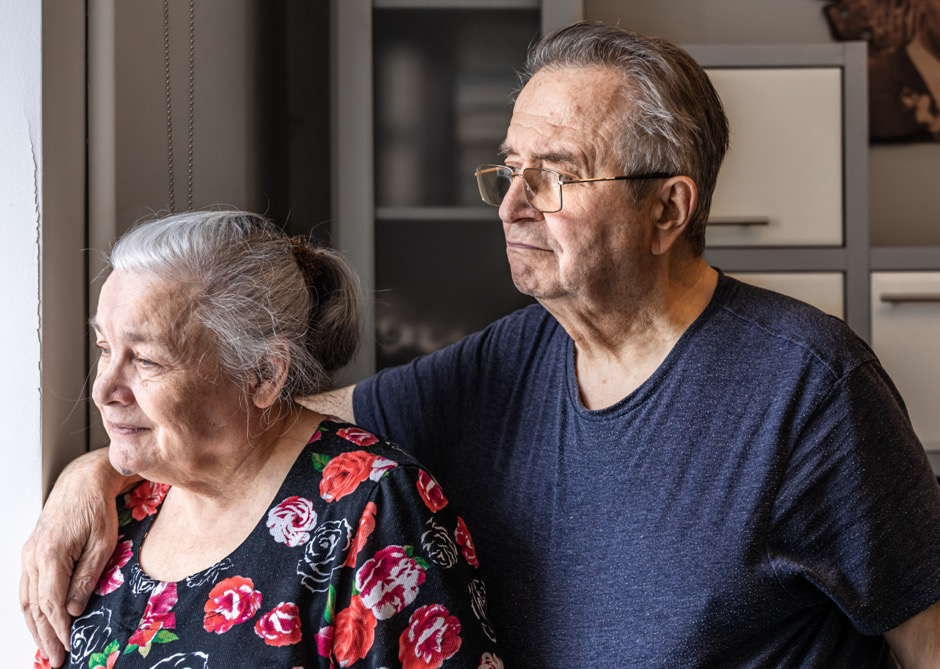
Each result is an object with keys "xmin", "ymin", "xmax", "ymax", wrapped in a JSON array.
[
  {"xmin": 325, "ymin": 463, "xmax": 502, "ymax": 668},
  {"xmin": 353, "ymin": 331, "xmax": 485, "ymax": 468},
  {"xmin": 768, "ymin": 360, "xmax": 940, "ymax": 634}
]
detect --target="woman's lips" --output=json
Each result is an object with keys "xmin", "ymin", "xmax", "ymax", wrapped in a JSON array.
[{"xmin": 109, "ymin": 423, "xmax": 150, "ymax": 435}]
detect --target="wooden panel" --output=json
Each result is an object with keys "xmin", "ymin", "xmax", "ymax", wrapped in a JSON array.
[
  {"xmin": 705, "ymin": 68, "xmax": 843, "ymax": 247},
  {"xmin": 871, "ymin": 272, "xmax": 940, "ymax": 460},
  {"xmin": 729, "ymin": 272, "xmax": 844, "ymax": 318}
]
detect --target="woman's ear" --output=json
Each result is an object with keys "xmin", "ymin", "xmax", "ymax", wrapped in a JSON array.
[
  {"xmin": 651, "ymin": 176, "xmax": 698, "ymax": 256},
  {"xmin": 250, "ymin": 343, "xmax": 291, "ymax": 410}
]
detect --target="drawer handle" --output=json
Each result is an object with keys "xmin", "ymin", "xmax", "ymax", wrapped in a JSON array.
[
  {"xmin": 707, "ymin": 216, "xmax": 770, "ymax": 227},
  {"xmin": 880, "ymin": 293, "xmax": 940, "ymax": 303}
]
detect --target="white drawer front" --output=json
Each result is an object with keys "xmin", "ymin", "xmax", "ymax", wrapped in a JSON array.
[
  {"xmin": 729, "ymin": 272, "xmax": 844, "ymax": 318},
  {"xmin": 705, "ymin": 68, "xmax": 843, "ymax": 247},
  {"xmin": 871, "ymin": 272, "xmax": 940, "ymax": 455}
]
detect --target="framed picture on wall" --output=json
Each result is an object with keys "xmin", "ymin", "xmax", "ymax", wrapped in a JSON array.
[{"xmin": 824, "ymin": 0, "xmax": 940, "ymax": 142}]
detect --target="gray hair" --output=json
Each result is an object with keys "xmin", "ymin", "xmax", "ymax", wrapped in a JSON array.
[
  {"xmin": 521, "ymin": 21, "xmax": 729, "ymax": 255},
  {"xmin": 108, "ymin": 210, "xmax": 361, "ymax": 402}
]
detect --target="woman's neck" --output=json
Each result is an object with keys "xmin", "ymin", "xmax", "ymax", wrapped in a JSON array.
[{"xmin": 139, "ymin": 404, "xmax": 324, "ymax": 581}]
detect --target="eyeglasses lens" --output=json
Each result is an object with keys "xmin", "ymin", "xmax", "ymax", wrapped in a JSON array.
[{"xmin": 523, "ymin": 169, "xmax": 558, "ymax": 212}]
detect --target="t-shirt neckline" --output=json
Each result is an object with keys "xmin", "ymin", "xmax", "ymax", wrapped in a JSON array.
[{"xmin": 564, "ymin": 270, "xmax": 735, "ymax": 418}]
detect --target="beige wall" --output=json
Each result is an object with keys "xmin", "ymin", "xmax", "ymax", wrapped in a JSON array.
[{"xmin": 586, "ymin": 0, "xmax": 940, "ymax": 246}]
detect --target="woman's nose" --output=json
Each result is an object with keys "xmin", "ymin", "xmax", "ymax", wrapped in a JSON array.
[
  {"xmin": 498, "ymin": 173, "xmax": 541, "ymax": 225},
  {"xmin": 92, "ymin": 359, "xmax": 134, "ymax": 407}
]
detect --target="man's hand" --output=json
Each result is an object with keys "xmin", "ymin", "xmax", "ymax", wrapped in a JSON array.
[
  {"xmin": 885, "ymin": 598, "xmax": 940, "ymax": 668},
  {"xmin": 298, "ymin": 384, "xmax": 356, "ymax": 423},
  {"xmin": 20, "ymin": 448, "xmax": 139, "ymax": 667}
]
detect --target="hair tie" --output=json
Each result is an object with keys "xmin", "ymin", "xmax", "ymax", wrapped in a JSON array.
[{"xmin": 289, "ymin": 236, "xmax": 323, "ymax": 287}]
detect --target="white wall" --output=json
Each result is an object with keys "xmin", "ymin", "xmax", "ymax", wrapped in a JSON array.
[{"xmin": 0, "ymin": 0, "xmax": 44, "ymax": 661}]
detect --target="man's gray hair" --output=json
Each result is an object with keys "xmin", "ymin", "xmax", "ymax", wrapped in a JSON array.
[
  {"xmin": 109, "ymin": 210, "xmax": 360, "ymax": 401},
  {"xmin": 522, "ymin": 21, "xmax": 729, "ymax": 255}
]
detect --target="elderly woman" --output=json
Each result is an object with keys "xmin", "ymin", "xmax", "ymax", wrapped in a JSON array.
[{"xmin": 34, "ymin": 211, "xmax": 500, "ymax": 668}]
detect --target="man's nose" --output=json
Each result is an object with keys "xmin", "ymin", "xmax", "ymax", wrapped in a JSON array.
[{"xmin": 498, "ymin": 173, "xmax": 541, "ymax": 224}]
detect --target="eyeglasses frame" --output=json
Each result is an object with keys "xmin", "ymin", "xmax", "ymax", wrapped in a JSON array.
[{"xmin": 474, "ymin": 164, "xmax": 674, "ymax": 213}]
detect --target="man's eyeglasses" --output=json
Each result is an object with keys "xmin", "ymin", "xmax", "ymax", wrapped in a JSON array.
[{"xmin": 474, "ymin": 164, "xmax": 673, "ymax": 214}]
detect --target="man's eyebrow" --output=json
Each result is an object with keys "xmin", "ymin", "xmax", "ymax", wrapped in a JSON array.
[{"xmin": 496, "ymin": 144, "xmax": 580, "ymax": 166}]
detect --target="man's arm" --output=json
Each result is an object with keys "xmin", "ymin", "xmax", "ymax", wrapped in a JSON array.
[
  {"xmin": 21, "ymin": 385, "xmax": 356, "ymax": 665},
  {"xmin": 21, "ymin": 448, "xmax": 139, "ymax": 666},
  {"xmin": 885, "ymin": 599, "xmax": 940, "ymax": 668},
  {"xmin": 297, "ymin": 383, "xmax": 356, "ymax": 422}
]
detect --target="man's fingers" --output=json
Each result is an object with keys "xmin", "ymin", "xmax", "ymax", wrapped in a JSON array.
[
  {"xmin": 27, "ymin": 561, "xmax": 65, "ymax": 667},
  {"xmin": 30, "ymin": 605, "xmax": 66, "ymax": 668},
  {"xmin": 19, "ymin": 562, "xmax": 43, "ymax": 650},
  {"xmin": 66, "ymin": 533, "xmax": 115, "ymax": 617},
  {"xmin": 35, "ymin": 544, "xmax": 75, "ymax": 650}
]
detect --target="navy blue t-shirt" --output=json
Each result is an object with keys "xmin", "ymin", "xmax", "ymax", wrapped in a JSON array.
[{"xmin": 354, "ymin": 274, "xmax": 940, "ymax": 667}]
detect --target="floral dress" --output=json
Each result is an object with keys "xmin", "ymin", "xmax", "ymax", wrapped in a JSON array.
[{"xmin": 48, "ymin": 421, "xmax": 503, "ymax": 669}]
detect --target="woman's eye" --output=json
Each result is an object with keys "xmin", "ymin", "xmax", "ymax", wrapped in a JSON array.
[
  {"xmin": 136, "ymin": 357, "xmax": 159, "ymax": 368},
  {"xmin": 97, "ymin": 346, "xmax": 110, "ymax": 356}
]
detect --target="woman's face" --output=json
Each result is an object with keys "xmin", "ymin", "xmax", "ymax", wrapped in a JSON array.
[{"xmin": 91, "ymin": 271, "xmax": 248, "ymax": 481}]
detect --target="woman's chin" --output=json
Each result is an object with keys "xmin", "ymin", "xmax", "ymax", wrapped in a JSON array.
[{"xmin": 108, "ymin": 444, "xmax": 143, "ymax": 478}]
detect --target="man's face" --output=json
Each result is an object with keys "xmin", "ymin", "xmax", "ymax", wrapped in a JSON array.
[{"xmin": 498, "ymin": 66, "xmax": 658, "ymax": 306}]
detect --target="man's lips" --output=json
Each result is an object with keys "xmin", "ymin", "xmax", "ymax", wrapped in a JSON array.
[{"xmin": 507, "ymin": 240, "xmax": 551, "ymax": 252}]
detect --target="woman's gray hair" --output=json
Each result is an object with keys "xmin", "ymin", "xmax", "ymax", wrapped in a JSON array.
[
  {"xmin": 109, "ymin": 210, "xmax": 360, "ymax": 401},
  {"xmin": 521, "ymin": 21, "xmax": 729, "ymax": 256}
]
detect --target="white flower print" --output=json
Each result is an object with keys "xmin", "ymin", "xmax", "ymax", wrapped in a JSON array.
[
  {"xmin": 469, "ymin": 579, "xmax": 497, "ymax": 643},
  {"xmin": 267, "ymin": 495, "xmax": 317, "ymax": 547},
  {"xmin": 130, "ymin": 563, "xmax": 157, "ymax": 595},
  {"xmin": 421, "ymin": 518, "xmax": 459, "ymax": 569},
  {"xmin": 186, "ymin": 557, "xmax": 233, "ymax": 588},
  {"xmin": 297, "ymin": 519, "xmax": 352, "ymax": 593},
  {"xmin": 148, "ymin": 652, "xmax": 210, "ymax": 669},
  {"xmin": 69, "ymin": 608, "xmax": 113, "ymax": 665}
]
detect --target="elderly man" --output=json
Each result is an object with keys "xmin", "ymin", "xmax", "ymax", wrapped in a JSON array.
[{"xmin": 24, "ymin": 21, "xmax": 940, "ymax": 667}]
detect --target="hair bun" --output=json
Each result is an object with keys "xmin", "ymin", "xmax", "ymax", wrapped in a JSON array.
[{"xmin": 289, "ymin": 236, "xmax": 323, "ymax": 287}]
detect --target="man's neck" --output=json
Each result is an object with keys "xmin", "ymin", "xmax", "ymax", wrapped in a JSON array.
[{"xmin": 544, "ymin": 260, "xmax": 718, "ymax": 410}]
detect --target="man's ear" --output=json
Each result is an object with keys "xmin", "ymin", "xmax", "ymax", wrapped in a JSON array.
[
  {"xmin": 250, "ymin": 343, "xmax": 291, "ymax": 410},
  {"xmin": 650, "ymin": 176, "xmax": 698, "ymax": 256}
]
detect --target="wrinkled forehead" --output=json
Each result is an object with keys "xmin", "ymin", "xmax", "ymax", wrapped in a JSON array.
[
  {"xmin": 93, "ymin": 271, "xmax": 203, "ymax": 357},
  {"xmin": 504, "ymin": 66, "xmax": 628, "ymax": 168}
]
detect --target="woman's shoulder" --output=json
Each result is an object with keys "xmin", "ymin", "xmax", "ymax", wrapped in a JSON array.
[{"xmin": 311, "ymin": 419, "xmax": 422, "ymax": 469}]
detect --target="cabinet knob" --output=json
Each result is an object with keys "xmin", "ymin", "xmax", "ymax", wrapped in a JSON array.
[
  {"xmin": 707, "ymin": 216, "xmax": 770, "ymax": 227},
  {"xmin": 879, "ymin": 293, "xmax": 940, "ymax": 304}
]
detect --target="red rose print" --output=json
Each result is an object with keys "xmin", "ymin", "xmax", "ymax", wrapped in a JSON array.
[
  {"xmin": 336, "ymin": 426, "xmax": 379, "ymax": 447},
  {"xmin": 267, "ymin": 495, "xmax": 318, "ymax": 547},
  {"xmin": 316, "ymin": 625, "xmax": 335, "ymax": 668},
  {"xmin": 254, "ymin": 601, "xmax": 302, "ymax": 647},
  {"xmin": 399, "ymin": 604, "xmax": 462, "ymax": 669},
  {"xmin": 203, "ymin": 575, "xmax": 262, "ymax": 634},
  {"xmin": 129, "ymin": 581, "xmax": 178, "ymax": 648},
  {"xmin": 308, "ymin": 429, "xmax": 323, "ymax": 443},
  {"xmin": 356, "ymin": 545, "xmax": 426, "ymax": 620},
  {"xmin": 320, "ymin": 451, "xmax": 377, "ymax": 502},
  {"xmin": 417, "ymin": 470, "xmax": 449, "ymax": 512},
  {"xmin": 333, "ymin": 595, "xmax": 378, "ymax": 667},
  {"xmin": 343, "ymin": 501, "xmax": 378, "ymax": 568},
  {"xmin": 123, "ymin": 481, "xmax": 170, "ymax": 521},
  {"xmin": 455, "ymin": 517, "xmax": 479, "ymax": 568},
  {"xmin": 320, "ymin": 451, "xmax": 396, "ymax": 502},
  {"xmin": 33, "ymin": 650, "xmax": 52, "ymax": 669},
  {"xmin": 94, "ymin": 537, "xmax": 133, "ymax": 595}
]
